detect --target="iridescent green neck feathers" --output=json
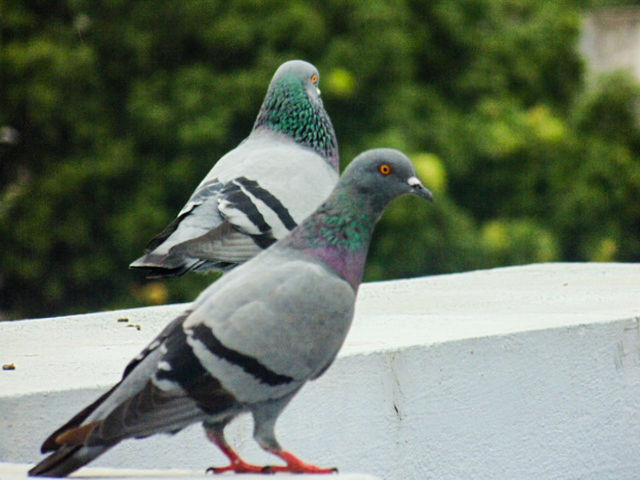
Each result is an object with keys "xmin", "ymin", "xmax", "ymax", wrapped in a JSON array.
[
  {"xmin": 253, "ymin": 73, "xmax": 338, "ymax": 169},
  {"xmin": 282, "ymin": 188, "xmax": 378, "ymax": 290}
]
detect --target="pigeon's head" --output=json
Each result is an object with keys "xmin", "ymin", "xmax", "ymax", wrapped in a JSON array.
[
  {"xmin": 343, "ymin": 149, "xmax": 434, "ymax": 207},
  {"xmin": 269, "ymin": 60, "xmax": 323, "ymax": 104},
  {"xmin": 255, "ymin": 60, "xmax": 338, "ymax": 168}
]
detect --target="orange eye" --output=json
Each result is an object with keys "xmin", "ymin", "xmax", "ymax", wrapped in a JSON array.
[
  {"xmin": 311, "ymin": 73, "xmax": 318, "ymax": 84},
  {"xmin": 379, "ymin": 163, "xmax": 392, "ymax": 175}
]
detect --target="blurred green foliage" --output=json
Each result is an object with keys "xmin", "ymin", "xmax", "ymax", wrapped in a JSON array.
[{"xmin": 1, "ymin": 0, "xmax": 640, "ymax": 319}]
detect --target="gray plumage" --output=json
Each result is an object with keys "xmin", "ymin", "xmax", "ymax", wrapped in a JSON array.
[
  {"xmin": 29, "ymin": 148, "xmax": 433, "ymax": 477},
  {"xmin": 130, "ymin": 60, "xmax": 339, "ymax": 278}
]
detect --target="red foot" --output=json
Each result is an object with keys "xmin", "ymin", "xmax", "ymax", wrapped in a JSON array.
[
  {"xmin": 205, "ymin": 431, "xmax": 272, "ymax": 474},
  {"xmin": 206, "ymin": 459, "xmax": 271, "ymax": 474},
  {"xmin": 265, "ymin": 450, "xmax": 338, "ymax": 474}
]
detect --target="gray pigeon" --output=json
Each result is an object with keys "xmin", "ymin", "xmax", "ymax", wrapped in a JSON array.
[
  {"xmin": 29, "ymin": 149, "xmax": 433, "ymax": 477},
  {"xmin": 130, "ymin": 60, "xmax": 339, "ymax": 278}
]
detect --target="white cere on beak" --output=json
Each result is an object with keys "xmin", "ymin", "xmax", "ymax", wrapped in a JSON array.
[
  {"xmin": 407, "ymin": 176, "xmax": 434, "ymax": 200},
  {"xmin": 316, "ymin": 87, "xmax": 321, "ymax": 96}
]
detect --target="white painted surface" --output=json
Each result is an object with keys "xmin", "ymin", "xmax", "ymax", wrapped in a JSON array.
[
  {"xmin": 1, "ymin": 263, "xmax": 640, "ymax": 480},
  {"xmin": 0, "ymin": 463, "xmax": 379, "ymax": 479},
  {"xmin": 580, "ymin": 7, "xmax": 640, "ymax": 80}
]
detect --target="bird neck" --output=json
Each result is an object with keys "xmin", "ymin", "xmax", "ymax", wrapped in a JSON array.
[
  {"xmin": 282, "ymin": 188, "xmax": 379, "ymax": 291},
  {"xmin": 253, "ymin": 77, "xmax": 339, "ymax": 170}
]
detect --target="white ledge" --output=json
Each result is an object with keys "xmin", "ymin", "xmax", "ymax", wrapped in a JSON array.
[
  {"xmin": 0, "ymin": 463, "xmax": 378, "ymax": 479},
  {"xmin": 1, "ymin": 263, "xmax": 640, "ymax": 480}
]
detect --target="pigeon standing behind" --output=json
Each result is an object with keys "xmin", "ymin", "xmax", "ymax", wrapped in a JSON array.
[
  {"xmin": 130, "ymin": 60, "xmax": 339, "ymax": 278},
  {"xmin": 29, "ymin": 149, "xmax": 433, "ymax": 477}
]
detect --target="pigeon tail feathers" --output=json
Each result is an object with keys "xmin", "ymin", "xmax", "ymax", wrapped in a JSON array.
[{"xmin": 28, "ymin": 445, "xmax": 110, "ymax": 478}]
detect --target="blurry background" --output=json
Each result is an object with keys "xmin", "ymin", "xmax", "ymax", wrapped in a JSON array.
[{"xmin": 1, "ymin": 0, "xmax": 639, "ymax": 320}]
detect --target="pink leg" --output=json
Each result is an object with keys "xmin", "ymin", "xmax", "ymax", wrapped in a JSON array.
[
  {"xmin": 205, "ymin": 429, "xmax": 269, "ymax": 474},
  {"xmin": 264, "ymin": 450, "xmax": 338, "ymax": 474}
]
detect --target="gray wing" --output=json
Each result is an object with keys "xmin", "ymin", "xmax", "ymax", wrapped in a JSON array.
[
  {"xmin": 76, "ymin": 254, "xmax": 354, "ymax": 444},
  {"xmin": 130, "ymin": 134, "xmax": 338, "ymax": 276},
  {"xmin": 36, "ymin": 252, "xmax": 352, "ymax": 477},
  {"xmin": 182, "ymin": 252, "xmax": 356, "ymax": 404},
  {"xmin": 41, "ymin": 310, "xmax": 239, "ymax": 454}
]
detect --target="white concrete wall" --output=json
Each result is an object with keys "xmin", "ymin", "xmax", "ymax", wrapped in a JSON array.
[
  {"xmin": 581, "ymin": 7, "xmax": 640, "ymax": 80},
  {"xmin": 2, "ymin": 263, "xmax": 640, "ymax": 479},
  {"xmin": 0, "ymin": 462, "xmax": 377, "ymax": 480}
]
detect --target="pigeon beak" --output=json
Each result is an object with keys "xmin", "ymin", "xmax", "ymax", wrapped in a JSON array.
[
  {"xmin": 407, "ymin": 176, "xmax": 434, "ymax": 201},
  {"xmin": 316, "ymin": 87, "xmax": 321, "ymax": 96}
]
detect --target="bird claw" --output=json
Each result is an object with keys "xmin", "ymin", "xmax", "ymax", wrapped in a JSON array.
[
  {"xmin": 264, "ymin": 464, "xmax": 338, "ymax": 474},
  {"xmin": 206, "ymin": 461, "xmax": 273, "ymax": 474},
  {"xmin": 267, "ymin": 450, "xmax": 338, "ymax": 474},
  {"xmin": 206, "ymin": 463, "xmax": 337, "ymax": 475}
]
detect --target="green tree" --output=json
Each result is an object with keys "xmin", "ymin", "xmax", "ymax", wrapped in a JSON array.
[{"xmin": 1, "ymin": 0, "xmax": 639, "ymax": 319}]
